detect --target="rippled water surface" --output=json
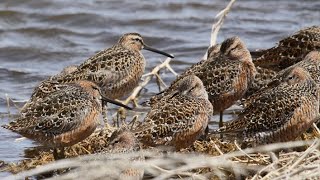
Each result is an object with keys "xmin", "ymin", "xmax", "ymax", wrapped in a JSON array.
[{"xmin": 0, "ymin": 0, "xmax": 319, "ymax": 176}]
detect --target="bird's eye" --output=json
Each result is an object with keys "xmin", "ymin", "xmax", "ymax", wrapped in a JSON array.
[
  {"xmin": 230, "ymin": 45, "xmax": 239, "ymax": 52},
  {"xmin": 91, "ymin": 85, "xmax": 99, "ymax": 90},
  {"xmin": 133, "ymin": 38, "xmax": 141, "ymax": 42},
  {"xmin": 288, "ymin": 76, "xmax": 294, "ymax": 80},
  {"xmin": 190, "ymin": 86, "xmax": 196, "ymax": 92}
]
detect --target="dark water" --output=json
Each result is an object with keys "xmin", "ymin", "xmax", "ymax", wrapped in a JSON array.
[{"xmin": 0, "ymin": 0, "xmax": 319, "ymax": 176}]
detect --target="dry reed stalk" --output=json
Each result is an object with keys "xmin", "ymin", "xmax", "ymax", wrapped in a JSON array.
[
  {"xmin": 6, "ymin": 139, "xmax": 318, "ymax": 180},
  {"xmin": 203, "ymin": 0, "xmax": 237, "ymax": 59},
  {"xmin": 123, "ymin": 57, "xmax": 176, "ymax": 107}
]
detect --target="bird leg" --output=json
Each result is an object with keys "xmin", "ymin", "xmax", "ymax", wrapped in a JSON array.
[
  {"xmin": 219, "ymin": 111, "xmax": 224, "ymax": 128},
  {"xmin": 219, "ymin": 111, "xmax": 224, "ymax": 139},
  {"xmin": 116, "ymin": 107, "xmax": 127, "ymax": 127},
  {"xmin": 53, "ymin": 148, "xmax": 65, "ymax": 160},
  {"xmin": 199, "ymin": 125, "xmax": 209, "ymax": 140},
  {"xmin": 101, "ymin": 102, "xmax": 115, "ymax": 130}
]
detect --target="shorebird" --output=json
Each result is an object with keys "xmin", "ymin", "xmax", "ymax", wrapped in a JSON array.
[
  {"xmin": 2, "ymin": 80, "xmax": 132, "ymax": 159},
  {"xmin": 244, "ymin": 51, "xmax": 320, "ymax": 106},
  {"xmin": 31, "ymin": 33, "xmax": 174, "ymax": 101},
  {"xmin": 134, "ymin": 75, "xmax": 213, "ymax": 150},
  {"xmin": 100, "ymin": 128, "xmax": 143, "ymax": 180},
  {"xmin": 150, "ymin": 37, "xmax": 256, "ymax": 128},
  {"xmin": 216, "ymin": 67, "xmax": 320, "ymax": 146},
  {"xmin": 107, "ymin": 128, "xmax": 140, "ymax": 153},
  {"xmin": 147, "ymin": 44, "xmax": 221, "ymax": 108},
  {"xmin": 252, "ymin": 26, "xmax": 320, "ymax": 71}
]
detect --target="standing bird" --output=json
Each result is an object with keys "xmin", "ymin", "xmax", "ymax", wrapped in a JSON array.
[
  {"xmin": 216, "ymin": 67, "xmax": 320, "ymax": 146},
  {"xmin": 134, "ymin": 75, "xmax": 213, "ymax": 150},
  {"xmin": 252, "ymin": 26, "xmax": 320, "ymax": 71},
  {"xmin": 2, "ymin": 80, "xmax": 132, "ymax": 159},
  {"xmin": 150, "ymin": 37, "xmax": 256, "ymax": 128},
  {"xmin": 31, "ymin": 33, "xmax": 174, "ymax": 101}
]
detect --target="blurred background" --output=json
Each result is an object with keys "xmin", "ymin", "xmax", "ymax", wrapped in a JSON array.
[{"xmin": 0, "ymin": 0, "xmax": 319, "ymax": 176}]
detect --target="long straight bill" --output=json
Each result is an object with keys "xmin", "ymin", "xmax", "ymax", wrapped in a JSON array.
[
  {"xmin": 101, "ymin": 96, "xmax": 132, "ymax": 110},
  {"xmin": 144, "ymin": 45, "xmax": 174, "ymax": 58}
]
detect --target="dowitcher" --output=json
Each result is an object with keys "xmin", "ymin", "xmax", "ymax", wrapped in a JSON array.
[
  {"xmin": 2, "ymin": 80, "xmax": 132, "ymax": 159},
  {"xmin": 107, "ymin": 128, "xmax": 140, "ymax": 153},
  {"xmin": 244, "ymin": 51, "xmax": 320, "ymax": 106},
  {"xmin": 103, "ymin": 128, "xmax": 143, "ymax": 180},
  {"xmin": 253, "ymin": 26, "xmax": 320, "ymax": 71},
  {"xmin": 31, "ymin": 33, "xmax": 174, "ymax": 101},
  {"xmin": 147, "ymin": 44, "xmax": 221, "ymax": 108},
  {"xmin": 150, "ymin": 37, "xmax": 256, "ymax": 128},
  {"xmin": 216, "ymin": 67, "xmax": 320, "ymax": 146},
  {"xmin": 134, "ymin": 75, "xmax": 213, "ymax": 150}
]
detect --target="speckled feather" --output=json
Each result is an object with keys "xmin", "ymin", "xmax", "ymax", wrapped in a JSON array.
[
  {"xmin": 216, "ymin": 67, "xmax": 320, "ymax": 145},
  {"xmin": 253, "ymin": 26, "xmax": 320, "ymax": 71},
  {"xmin": 54, "ymin": 42, "xmax": 145, "ymax": 99},
  {"xmin": 31, "ymin": 33, "xmax": 171, "ymax": 100},
  {"xmin": 3, "ymin": 81, "xmax": 103, "ymax": 148},
  {"xmin": 151, "ymin": 37, "xmax": 256, "ymax": 114},
  {"xmin": 244, "ymin": 51, "xmax": 320, "ymax": 106},
  {"xmin": 134, "ymin": 75, "xmax": 213, "ymax": 150},
  {"xmin": 101, "ymin": 129, "xmax": 144, "ymax": 180},
  {"xmin": 244, "ymin": 66, "xmax": 277, "ymax": 98}
]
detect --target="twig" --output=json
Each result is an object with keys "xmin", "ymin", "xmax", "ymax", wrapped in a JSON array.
[
  {"xmin": 213, "ymin": 142, "xmax": 224, "ymax": 155},
  {"xmin": 124, "ymin": 57, "xmax": 174, "ymax": 105},
  {"xmin": 234, "ymin": 141, "xmax": 268, "ymax": 164},
  {"xmin": 312, "ymin": 123, "xmax": 320, "ymax": 135},
  {"xmin": 286, "ymin": 139, "xmax": 320, "ymax": 171},
  {"xmin": 5, "ymin": 93, "xmax": 10, "ymax": 115},
  {"xmin": 203, "ymin": 0, "xmax": 237, "ymax": 59},
  {"xmin": 211, "ymin": 0, "xmax": 236, "ymax": 46},
  {"xmin": 155, "ymin": 72, "xmax": 167, "ymax": 92}
]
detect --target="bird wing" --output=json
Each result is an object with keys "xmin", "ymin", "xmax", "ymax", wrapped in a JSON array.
[
  {"xmin": 133, "ymin": 95, "xmax": 209, "ymax": 146},
  {"xmin": 51, "ymin": 45, "xmax": 140, "ymax": 85},
  {"xmin": 9, "ymin": 85, "xmax": 95, "ymax": 137},
  {"xmin": 200, "ymin": 59, "xmax": 242, "ymax": 100},
  {"xmin": 243, "ymin": 85, "xmax": 303, "ymax": 136},
  {"xmin": 217, "ymin": 84, "xmax": 302, "ymax": 135}
]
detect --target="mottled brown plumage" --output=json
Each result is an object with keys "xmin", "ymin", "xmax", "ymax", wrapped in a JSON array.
[
  {"xmin": 244, "ymin": 67, "xmax": 277, "ymax": 98},
  {"xmin": 103, "ymin": 129, "xmax": 144, "ymax": 180},
  {"xmin": 31, "ymin": 33, "xmax": 173, "ymax": 101},
  {"xmin": 216, "ymin": 67, "xmax": 320, "ymax": 146},
  {"xmin": 244, "ymin": 51, "xmax": 320, "ymax": 106},
  {"xmin": 253, "ymin": 26, "xmax": 320, "ymax": 71},
  {"xmin": 107, "ymin": 128, "xmax": 140, "ymax": 153},
  {"xmin": 150, "ymin": 37, "xmax": 256, "ymax": 127},
  {"xmin": 134, "ymin": 75, "xmax": 213, "ymax": 150},
  {"xmin": 50, "ymin": 65, "xmax": 78, "ymax": 79},
  {"xmin": 2, "ymin": 80, "xmax": 131, "ymax": 159}
]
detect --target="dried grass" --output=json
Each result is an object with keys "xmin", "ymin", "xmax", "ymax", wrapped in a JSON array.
[
  {"xmin": 2, "ymin": 0, "xmax": 320, "ymax": 179},
  {"xmin": 1, "ymin": 128, "xmax": 319, "ymax": 180}
]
